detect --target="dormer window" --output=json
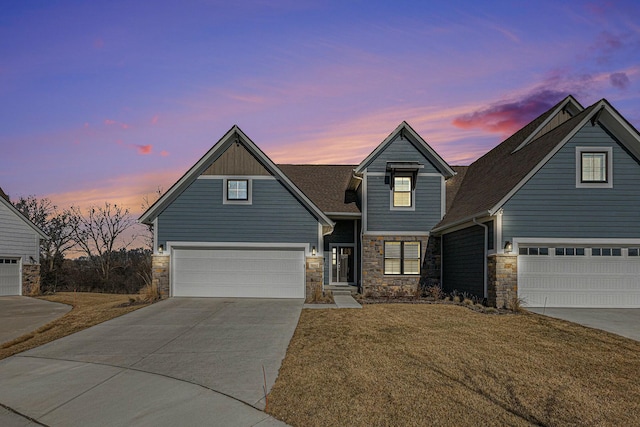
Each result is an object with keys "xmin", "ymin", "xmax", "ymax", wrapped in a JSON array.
[
  {"xmin": 224, "ymin": 178, "xmax": 252, "ymax": 204},
  {"xmin": 387, "ymin": 162, "xmax": 423, "ymax": 211},
  {"xmin": 393, "ymin": 176, "xmax": 412, "ymax": 207}
]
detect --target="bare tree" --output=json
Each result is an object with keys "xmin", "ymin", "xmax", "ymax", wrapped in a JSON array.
[
  {"xmin": 14, "ymin": 196, "xmax": 75, "ymax": 272},
  {"xmin": 69, "ymin": 202, "xmax": 137, "ymax": 283}
]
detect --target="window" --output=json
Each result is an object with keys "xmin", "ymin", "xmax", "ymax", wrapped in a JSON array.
[
  {"xmin": 629, "ymin": 248, "xmax": 639, "ymax": 256},
  {"xmin": 384, "ymin": 241, "xmax": 421, "ymax": 275},
  {"xmin": 224, "ymin": 178, "xmax": 252, "ymax": 204},
  {"xmin": 592, "ymin": 248, "xmax": 622, "ymax": 256},
  {"xmin": 581, "ymin": 152, "xmax": 607, "ymax": 182},
  {"xmin": 576, "ymin": 147, "xmax": 612, "ymax": 188},
  {"xmin": 519, "ymin": 247, "xmax": 549, "ymax": 255},
  {"xmin": 555, "ymin": 247, "xmax": 585, "ymax": 256},
  {"xmin": 393, "ymin": 176, "xmax": 412, "ymax": 207}
]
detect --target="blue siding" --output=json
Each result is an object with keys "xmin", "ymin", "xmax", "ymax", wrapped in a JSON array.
[
  {"xmin": 502, "ymin": 124, "xmax": 640, "ymax": 241},
  {"xmin": 367, "ymin": 175, "xmax": 442, "ymax": 232},
  {"xmin": 368, "ymin": 136, "xmax": 440, "ymax": 173},
  {"xmin": 158, "ymin": 178, "xmax": 319, "ymax": 247}
]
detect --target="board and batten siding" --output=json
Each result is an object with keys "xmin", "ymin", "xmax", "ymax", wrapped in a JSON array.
[
  {"xmin": 0, "ymin": 202, "xmax": 39, "ymax": 261},
  {"xmin": 366, "ymin": 175, "xmax": 442, "ymax": 232},
  {"xmin": 367, "ymin": 136, "xmax": 441, "ymax": 173},
  {"xmin": 442, "ymin": 225, "xmax": 485, "ymax": 297},
  {"xmin": 502, "ymin": 123, "xmax": 640, "ymax": 242},
  {"xmin": 157, "ymin": 178, "xmax": 320, "ymax": 248}
]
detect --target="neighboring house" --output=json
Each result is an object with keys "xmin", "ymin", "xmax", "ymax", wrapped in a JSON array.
[
  {"xmin": 433, "ymin": 96, "xmax": 640, "ymax": 308},
  {"xmin": 0, "ymin": 188, "xmax": 48, "ymax": 296},
  {"xmin": 140, "ymin": 95, "xmax": 640, "ymax": 308}
]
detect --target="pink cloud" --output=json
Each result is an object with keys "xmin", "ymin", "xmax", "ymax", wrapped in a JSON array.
[
  {"xmin": 136, "ymin": 144, "xmax": 153, "ymax": 155},
  {"xmin": 160, "ymin": 150, "xmax": 169, "ymax": 157},
  {"xmin": 104, "ymin": 119, "xmax": 117, "ymax": 125},
  {"xmin": 452, "ymin": 89, "xmax": 569, "ymax": 135},
  {"xmin": 151, "ymin": 115, "xmax": 159, "ymax": 124},
  {"xmin": 121, "ymin": 123, "xmax": 130, "ymax": 129}
]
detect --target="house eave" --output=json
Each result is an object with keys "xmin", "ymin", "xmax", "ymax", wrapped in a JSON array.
[{"xmin": 431, "ymin": 211, "xmax": 492, "ymax": 235}]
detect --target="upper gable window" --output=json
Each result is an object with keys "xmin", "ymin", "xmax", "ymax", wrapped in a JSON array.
[
  {"xmin": 393, "ymin": 176, "xmax": 412, "ymax": 208},
  {"xmin": 576, "ymin": 147, "xmax": 612, "ymax": 188},
  {"xmin": 224, "ymin": 178, "xmax": 252, "ymax": 204}
]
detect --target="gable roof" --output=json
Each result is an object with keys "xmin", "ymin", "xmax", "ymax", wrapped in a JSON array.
[
  {"xmin": 139, "ymin": 126, "xmax": 335, "ymax": 232},
  {"xmin": 445, "ymin": 166, "xmax": 468, "ymax": 213},
  {"xmin": 0, "ymin": 188, "xmax": 49, "ymax": 239},
  {"xmin": 278, "ymin": 164, "xmax": 360, "ymax": 215},
  {"xmin": 434, "ymin": 97, "xmax": 601, "ymax": 231},
  {"xmin": 354, "ymin": 121, "xmax": 455, "ymax": 177}
]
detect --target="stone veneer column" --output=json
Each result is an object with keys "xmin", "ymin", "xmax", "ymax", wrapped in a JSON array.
[
  {"xmin": 361, "ymin": 235, "xmax": 428, "ymax": 296},
  {"xmin": 420, "ymin": 235, "xmax": 441, "ymax": 288},
  {"xmin": 22, "ymin": 264, "xmax": 41, "ymax": 296},
  {"xmin": 305, "ymin": 256, "xmax": 323, "ymax": 303},
  {"xmin": 152, "ymin": 255, "xmax": 170, "ymax": 297},
  {"xmin": 487, "ymin": 254, "xmax": 518, "ymax": 308}
]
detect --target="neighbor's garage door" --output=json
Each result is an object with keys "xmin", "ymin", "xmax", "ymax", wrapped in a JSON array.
[
  {"xmin": 0, "ymin": 258, "xmax": 20, "ymax": 296},
  {"xmin": 172, "ymin": 247, "xmax": 305, "ymax": 298},
  {"xmin": 518, "ymin": 246, "xmax": 640, "ymax": 308}
]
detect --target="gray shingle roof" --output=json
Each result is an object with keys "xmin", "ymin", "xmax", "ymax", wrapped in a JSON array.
[
  {"xmin": 278, "ymin": 164, "xmax": 360, "ymax": 214},
  {"xmin": 436, "ymin": 100, "xmax": 598, "ymax": 229}
]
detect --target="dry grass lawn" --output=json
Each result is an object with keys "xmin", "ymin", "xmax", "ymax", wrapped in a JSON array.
[
  {"xmin": 0, "ymin": 292, "xmax": 151, "ymax": 360},
  {"xmin": 268, "ymin": 304, "xmax": 640, "ymax": 426}
]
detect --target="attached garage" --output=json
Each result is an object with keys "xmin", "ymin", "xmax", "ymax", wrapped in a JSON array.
[
  {"xmin": 0, "ymin": 258, "xmax": 20, "ymax": 296},
  {"xmin": 518, "ymin": 245, "xmax": 640, "ymax": 308},
  {"xmin": 171, "ymin": 246, "xmax": 306, "ymax": 298}
]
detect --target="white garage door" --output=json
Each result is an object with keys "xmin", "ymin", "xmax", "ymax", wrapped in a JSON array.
[
  {"xmin": 518, "ymin": 246, "xmax": 640, "ymax": 308},
  {"xmin": 172, "ymin": 247, "xmax": 305, "ymax": 298},
  {"xmin": 0, "ymin": 258, "xmax": 20, "ymax": 296}
]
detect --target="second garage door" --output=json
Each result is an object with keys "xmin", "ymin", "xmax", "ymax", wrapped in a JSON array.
[
  {"xmin": 172, "ymin": 247, "xmax": 305, "ymax": 298},
  {"xmin": 0, "ymin": 258, "xmax": 20, "ymax": 296},
  {"xmin": 518, "ymin": 245, "xmax": 640, "ymax": 308}
]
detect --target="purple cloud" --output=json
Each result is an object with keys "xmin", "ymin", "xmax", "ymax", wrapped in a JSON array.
[
  {"xmin": 610, "ymin": 72, "xmax": 630, "ymax": 90},
  {"xmin": 452, "ymin": 89, "xmax": 569, "ymax": 135}
]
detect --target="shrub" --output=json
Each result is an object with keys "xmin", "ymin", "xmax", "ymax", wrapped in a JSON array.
[
  {"xmin": 426, "ymin": 285, "xmax": 444, "ymax": 300},
  {"xmin": 507, "ymin": 294, "xmax": 526, "ymax": 313}
]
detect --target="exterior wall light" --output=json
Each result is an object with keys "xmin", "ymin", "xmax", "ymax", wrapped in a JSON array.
[
  {"xmin": 504, "ymin": 241, "xmax": 513, "ymax": 253},
  {"xmin": 158, "ymin": 245, "xmax": 164, "ymax": 254},
  {"xmin": 312, "ymin": 246, "xmax": 316, "ymax": 256}
]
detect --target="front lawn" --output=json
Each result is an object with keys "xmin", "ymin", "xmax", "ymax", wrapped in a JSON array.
[{"xmin": 267, "ymin": 304, "xmax": 640, "ymax": 426}]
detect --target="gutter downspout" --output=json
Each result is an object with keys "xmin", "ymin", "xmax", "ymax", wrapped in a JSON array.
[{"xmin": 473, "ymin": 217, "xmax": 488, "ymax": 299}]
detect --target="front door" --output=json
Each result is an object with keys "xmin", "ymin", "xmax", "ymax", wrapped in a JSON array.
[{"xmin": 331, "ymin": 246, "xmax": 354, "ymax": 284}]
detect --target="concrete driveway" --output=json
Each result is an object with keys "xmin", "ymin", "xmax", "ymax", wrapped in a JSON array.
[
  {"xmin": 528, "ymin": 308, "xmax": 640, "ymax": 341},
  {"xmin": 0, "ymin": 298, "xmax": 302, "ymax": 426},
  {"xmin": 0, "ymin": 296, "xmax": 71, "ymax": 345}
]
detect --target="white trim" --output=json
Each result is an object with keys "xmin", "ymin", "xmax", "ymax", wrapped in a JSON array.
[
  {"xmin": 575, "ymin": 147, "xmax": 613, "ymax": 188},
  {"xmin": 354, "ymin": 219, "xmax": 359, "ymax": 286},
  {"xmin": 389, "ymin": 175, "xmax": 415, "ymax": 211},
  {"xmin": 433, "ymin": 213, "xmax": 492, "ymax": 235},
  {"xmin": 167, "ymin": 241, "xmax": 311, "ymax": 253},
  {"xmin": 366, "ymin": 172, "xmax": 443, "ymax": 177},
  {"xmin": 496, "ymin": 210, "xmax": 504, "ymax": 254},
  {"xmin": 197, "ymin": 175, "xmax": 275, "ymax": 180},
  {"xmin": 440, "ymin": 175, "xmax": 446, "ymax": 218},
  {"xmin": 317, "ymin": 223, "xmax": 323, "ymax": 257},
  {"xmin": 363, "ymin": 231, "xmax": 431, "ymax": 236},
  {"xmin": 326, "ymin": 212, "xmax": 361, "ymax": 219},
  {"xmin": 153, "ymin": 218, "xmax": 159, "ymax": 254},
  {"xmin": 354, "ymin": 121, "xmax": 455, "ymax": 177},
  {"xmin": 362, "ymin": 172, "xmax": 368, "ymax": 233},
  {"xmin": 222, "ymin": 178, "xmax": 253, "ymax": 205}
]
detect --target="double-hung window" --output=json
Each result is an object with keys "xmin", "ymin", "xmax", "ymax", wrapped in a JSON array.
[
  {"xmin": 393, "ymin": 176, "xmax": 412, "ymax": 208},
  {"xmin": 576, "ymin": 147, "xmax": 612, "ymax": 188},
  {"xmin": 384, "ymin": 241, "xmax": 421, "ymax": 275}
]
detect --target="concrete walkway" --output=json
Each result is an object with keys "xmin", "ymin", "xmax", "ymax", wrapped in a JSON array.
[
  {"xmin": 528, "ymin": 308, "xmax": 640, "ymax": 341},
  {"xmin": 0, "ymin": 298, "xmax": 301, "ymax": 426},
  {"xmin": 0, "ymin": 296, "xmax": 71, "ymax": 345},
  {"xmin": 304, "ymin": 294, "xmax": 362, "ymax": 309}
]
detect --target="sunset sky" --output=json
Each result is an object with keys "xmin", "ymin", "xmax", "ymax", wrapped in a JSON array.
[{"xmin": 2, "ymin": 0, "xmax": 639, "ymax": 219}]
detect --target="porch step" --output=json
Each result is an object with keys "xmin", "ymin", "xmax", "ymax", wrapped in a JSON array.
[{"xmin": 325, "ymin": 285, "xmax": 358, "ymax": 296}]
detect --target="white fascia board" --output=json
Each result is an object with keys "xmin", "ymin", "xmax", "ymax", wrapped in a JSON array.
[
  {"xmin": 325, "ymin": 212, "xmax": 362, "ymax": 219},
  {"xmin": 430, "ymin": 211, "xmax": 491, "ymax": 234},
  {"xmin": 598, "ymin": 103, "xmax": 640, "ymax": 161},
  {"xmin": 0, "ymin": 196, "xmax": 49, "ymax": 239},
  {"xmin": 355, "ymin": 121, "xmax": 455, "ymax": 177},
  {"xmin": 167, "ymin": 241, "xmax": 310, "ymax": 251},
  {"xmin": 488, "ymin": 104, "xmax": 604, "ymax": 216},
  {"xmin": 512, "ymin": 96, "xmax": 584, "ymax": 153}
]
